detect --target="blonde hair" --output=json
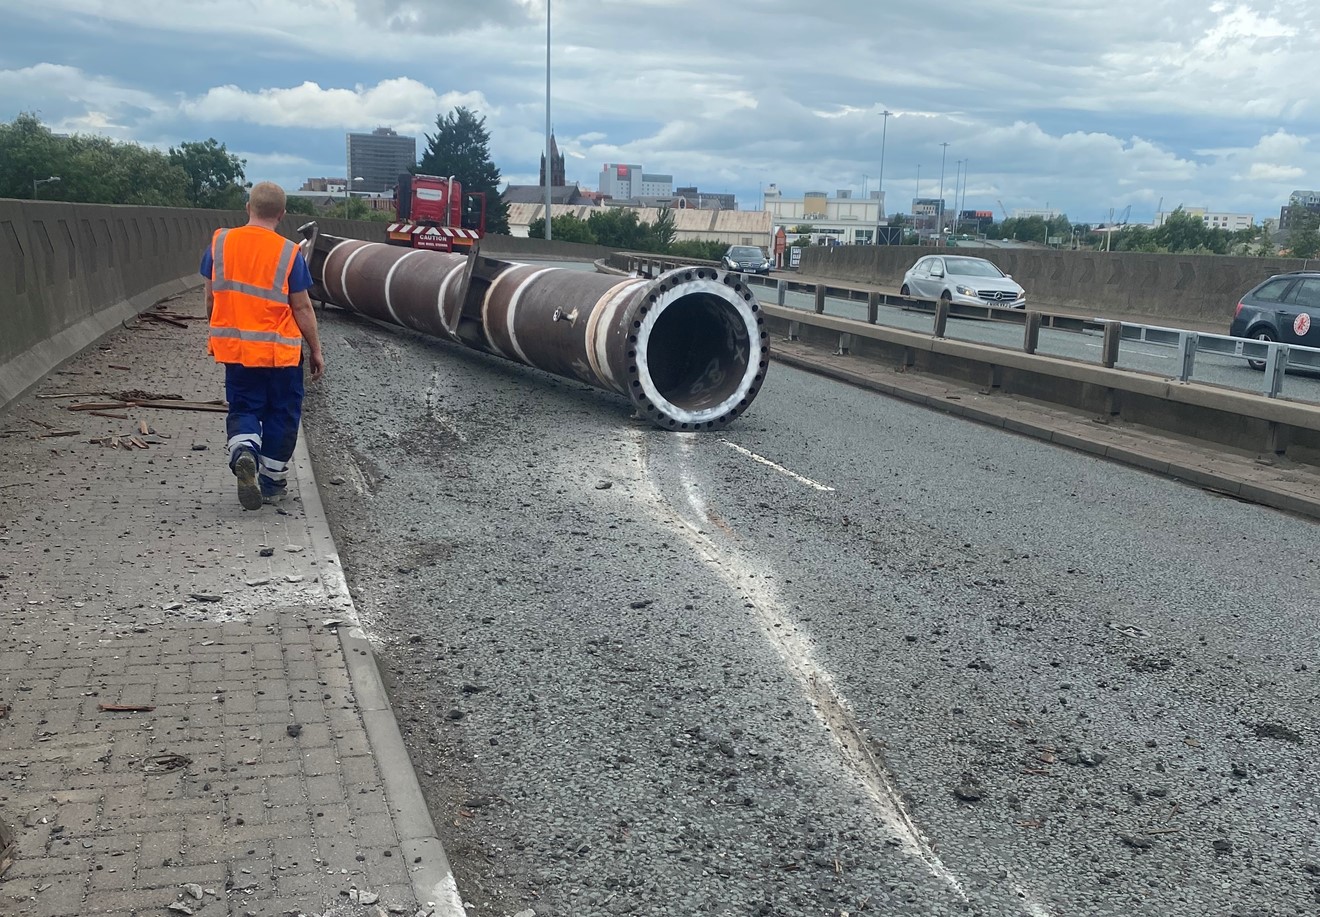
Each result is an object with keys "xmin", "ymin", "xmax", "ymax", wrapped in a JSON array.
[{"xmin": 248, "ymin": 181, "xmax": 286, "ymax": 220}]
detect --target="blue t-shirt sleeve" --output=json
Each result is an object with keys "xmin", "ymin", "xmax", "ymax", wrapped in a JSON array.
[
  {"xmin": 288, "ymin": 251, "xmax": 313, "ymax": 295},
  {"xmin": 200, "ymin": 240, "xmax": 311, "ymax": 293}
]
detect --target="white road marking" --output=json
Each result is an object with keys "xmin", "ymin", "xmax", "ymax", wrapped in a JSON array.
[
  {"xmin": 635, "ymin": 433, "xmax": 971, "ymax": 905},
  {"xmin": 631, "ymin": 434, "xmax": 1056, "ymax": 917},
  {"xmin": 719, "ymin": 440, "xmax": 835, "ymax": 492}
]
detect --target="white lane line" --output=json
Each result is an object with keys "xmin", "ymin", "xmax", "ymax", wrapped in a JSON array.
[
  {"xmin": 719, "ymin": 440, "xmax": 835, "ymax": 492},
  {"xmin": 633, "ymin": 433, "xmax": 972, "ymax": 905}
]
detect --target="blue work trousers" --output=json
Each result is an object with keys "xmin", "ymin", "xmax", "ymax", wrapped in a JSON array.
[{"xmin": 224, "ymin": 362, "xmax": 304, "ymax": 493}]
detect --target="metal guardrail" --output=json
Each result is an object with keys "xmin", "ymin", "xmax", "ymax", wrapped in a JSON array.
[{"xmin": 617, "ymin": 253, "xmax": 1320, "ymax": 400}]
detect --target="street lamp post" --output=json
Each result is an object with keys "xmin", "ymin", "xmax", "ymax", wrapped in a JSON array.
[
  {"xmin": 953, "ymin": 159, "xmax": 963, "ymax": 237},
  {"xmin": 960, "ymin": 160, "xmax": 971, "ymax": 234},
  {"xmin": 544, "ymin": 0, "xmax": 553, "ymax": 241},
  {"xmin": 33, "ymin": 176, "xmax": 60, "ymax": 199},
  {"xmin": 344, "ymin": 176, "xmax": 363, "ymax": 213},
  {"xmin": 937, "ymin": 142, "xmax": 949, "ymax": 245},
  {"xmin": 881, "ymin": 108, "xmax": 892, "ymax": 240}
]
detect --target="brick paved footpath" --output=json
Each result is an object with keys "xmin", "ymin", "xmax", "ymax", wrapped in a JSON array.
[{"xmin": 0, "ymin": 289, "xmax": 452, "ymax": 917}]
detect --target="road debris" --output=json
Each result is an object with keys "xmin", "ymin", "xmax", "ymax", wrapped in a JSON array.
[
  {"xmin": 98, "ymin": 703, "xmax": 156, "ymax": 713},
  {"xmin": 143, "ymin": 753, "xmax": 192, "ymax": 774}
]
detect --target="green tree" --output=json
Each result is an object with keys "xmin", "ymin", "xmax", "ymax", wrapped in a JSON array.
[
  {"xmin": 1287, "ymin": 209, "xmax": 1320, "ymax": 258},
  {"xmin": 168, "ymin": 139, "xmax": 247, "ymax": 209},
  {"xmin": 648, "ymin": 207, "xmax": 677, "ymax": 250},
  {"xmin": 586, "ymin": 207, "xmax": 652, "ymax": 250},
  {"xmin": 417, "ymin": 107, "xmax": 510, "ymax": 235},
  {"xmin": 0, "ymin": 112, "xmax": 69, "ymax": 199},
  {"xmin": 286, "ymin": 195, "xmax": 319, "ymax": 215},
  {"xmin": 0, "ymin": 112, "xmax": 191, "ymax": 205},
  {"xmin": 1292, "ymin": 227, "xmax": 1320, "ymax": 259},
  {"xmin": 669, "ymin": 239, "xmax": 727, "ymax": 260},
  {"xmin": 527, "ymin": 213, "xmax": 597, "ymax": 244},
  {"xmin": 1114, "ymin": 224, "xmax": 1158, "ymax": 252}
]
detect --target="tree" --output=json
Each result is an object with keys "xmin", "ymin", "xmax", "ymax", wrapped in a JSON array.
[
  {"xmin": 0, "ymin": 112, "xmax": 191, "ymax": 205},
  {"xmin": 285, "ymin": 196, "xmax": 319, "ymax": 215},
  {"xmin": 418, "ymin": 107, "xmax": 510, "ymax": 235},
  {"xmin": 669, "ymin": 239, "xmax": 727, "ymax": 261},
  {"xmin": 586, "ymin": 207, "xmax": 652, "ymax": 250},
  {"xmin": 648, "ymin": 207, "xmax": 677, "ymax": 250},
  {"xmin": 1288, "ymin": 209, "xmax": 1320, "ymax": 258},
  {"xmin": 527, "ymin": 213, "xmax": 596, "ymax": 244},
  {"xmin": 1292, "ymin": 227, "xmax": 1320, "ymax": 259},
  {"xmin": 168, "ymin": 139, "xmax": 246, "ymax": 209}
]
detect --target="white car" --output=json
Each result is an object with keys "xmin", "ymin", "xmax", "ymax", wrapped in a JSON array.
[{"xmin": 900, "ymin": 255, "xmax": 1026, "ymax": 308}]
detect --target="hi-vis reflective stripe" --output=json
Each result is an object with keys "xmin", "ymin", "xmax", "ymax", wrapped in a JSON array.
[
  {"xmin": 212, "ymin": 229, "xmax": 297, "ymax": 302},
  {"xmin": 210, "ymin": 326, "xmax": 304, "ymax": 348}
]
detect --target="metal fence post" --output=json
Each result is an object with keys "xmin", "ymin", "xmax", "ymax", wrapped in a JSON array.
[
  {"xmin": 1101, "ymin": 321, "xmax": 1121, "ymax": 368},
  {"xmin": 777, "ymin": 279, "xmax": 786, "ymax": 307},
  {"xmin": 1177, "ymin": 332, "xmax": 1198, "ymax": 381},
  {"xmin": 934, "ymin": 299, "xmax": 950, "ymax": 337},
  {"xmin": 1263, "ymin": 344, "xmax": 1289, "ymax": 398},
  {"xmin": 814, "ymin": 284, "xmax": 825, "ymax": 315},
  {"xmin": 1024, "ymin": 311, "xmax": 1042, "ymax": 354}
]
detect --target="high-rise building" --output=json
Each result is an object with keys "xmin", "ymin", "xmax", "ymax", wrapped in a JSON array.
[
  {"xmin": 540, "ymin": 133, "xmax": 566, "ymax": 187},
  {"xmin": 346, "ymin": 127, "xmax": 417, "ymax": 193},
  {"xmin": 599, "ymin": 163, "xmax": 644, "ymax": 199}
]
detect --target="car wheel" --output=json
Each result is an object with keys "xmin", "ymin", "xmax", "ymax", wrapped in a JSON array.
[
  {"xmin": 940, "ymin": 291, "xmax": 953, "ymax": 303},
  {"xmin": 1247, "ymin": 327, "xmax": 1275, "ymax": 371},
  {"xmin": 900, "ymin": 284, "xmax": 911, "ymax": 296}
]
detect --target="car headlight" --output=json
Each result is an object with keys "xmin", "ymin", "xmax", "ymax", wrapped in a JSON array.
[{"xmin": 955, "ymin": 285, "xmax": 977, "ymax": 296}]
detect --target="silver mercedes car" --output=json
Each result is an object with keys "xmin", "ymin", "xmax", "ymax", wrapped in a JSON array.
[{"xmin": 900, "ymin": 255, "xmax": 1026, "ymax": 308}]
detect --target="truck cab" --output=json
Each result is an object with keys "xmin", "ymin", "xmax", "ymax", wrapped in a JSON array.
[{"xmin": 388, "ymin": 173, "xmax": 486, "ymax": 252}]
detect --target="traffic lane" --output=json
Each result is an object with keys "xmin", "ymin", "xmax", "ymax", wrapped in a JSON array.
[
  {"xmin": 305, "ymin": 305, "xmax": 1315, "ymax": 916},
  {"xmin": 301, "ymin": 311, "xmax": 976, "ymax": 916},
  {"xmin": 653, "ymin": 364, "xmax": 1317, "ymax": 915},
  {"xmin": 772, "ymin": 288, "xmax": 1320, "ymax": 402}
]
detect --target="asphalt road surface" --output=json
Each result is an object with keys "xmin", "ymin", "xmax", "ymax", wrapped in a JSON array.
[
  {"xmin": 769, "ymin": 284, "xmax": 1320, "ymax": 404},
  {"xmin": 302, "ymin": 264, "xmax": 1317, "ymax": 917}
]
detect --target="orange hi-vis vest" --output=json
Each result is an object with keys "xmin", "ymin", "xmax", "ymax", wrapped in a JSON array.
[{"xmin": 208, "ymin": 226, "xmax": 304, "ymax": 367}]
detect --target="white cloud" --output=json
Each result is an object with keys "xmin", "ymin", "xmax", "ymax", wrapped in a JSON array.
[{"xmin": 181, "ymin": 79, "xmax": 493, "ymax": 135}]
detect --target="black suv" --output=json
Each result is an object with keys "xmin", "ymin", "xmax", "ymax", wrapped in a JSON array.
[{"xmin": 1230, "ymin": 271, "xmax": 1320, "ymax": 369}]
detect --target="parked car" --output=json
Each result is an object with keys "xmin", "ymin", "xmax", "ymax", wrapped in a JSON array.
[
  {"xmin": 900, "ymin": 255, "xmax": 1026, "ymax": 308},
  {"xmin": 1229, "ymin": 271, "xmax": 1320, "ymax": 369},
  {"xmin": 722, "ymin": 245, "xmax": 772, "ymax": 275}
]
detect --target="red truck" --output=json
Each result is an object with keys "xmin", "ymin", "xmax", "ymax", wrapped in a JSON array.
[{"xmin": 386, "ymin": 173, "xmax": 487, "ymax": 252}]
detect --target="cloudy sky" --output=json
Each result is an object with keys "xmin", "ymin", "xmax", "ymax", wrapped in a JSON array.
[{"xmin": 1, "ymin": 0, "xmax": 1316, "ymax": 224}]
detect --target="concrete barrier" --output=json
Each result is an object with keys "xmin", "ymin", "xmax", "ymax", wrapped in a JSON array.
[
  {"xmin": 762, "ymin": 303, "xmax": 1320, "ymax": 465},
  {"xmin": 799, "ymin": 245, "xmax": 1314, "ymax": 327},
  {"xmin": 1, "ymin": 203, "xmax": 600, "ymax": 411},
  {"xmin": 0, "ymin": 200, "xmax": 251, "ymax": 409}
]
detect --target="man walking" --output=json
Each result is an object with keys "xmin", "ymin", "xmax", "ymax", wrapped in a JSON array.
[{"xmin": 202, "ymin": 181, "xmax": 325, "ymax": 510}]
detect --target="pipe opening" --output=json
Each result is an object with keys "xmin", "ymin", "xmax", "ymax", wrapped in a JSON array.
[{"xmin": 644, "ymin": 290, "xmax": 755, "ymax": 415}]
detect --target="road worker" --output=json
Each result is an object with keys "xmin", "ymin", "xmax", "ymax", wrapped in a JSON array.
[{"xmin": 201, "ymin": 181, "xmax": 325, "ymax": 510}]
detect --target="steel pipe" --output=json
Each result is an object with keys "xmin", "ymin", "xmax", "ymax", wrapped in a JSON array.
[{"xmin": 300, "ymin": 230, "xmax": 769, "ymax": 430}]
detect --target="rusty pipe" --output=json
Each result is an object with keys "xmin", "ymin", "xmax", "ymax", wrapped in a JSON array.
[{"xmin": 300, "ymin": 230, "xmax": 769, "ymax": 430}]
